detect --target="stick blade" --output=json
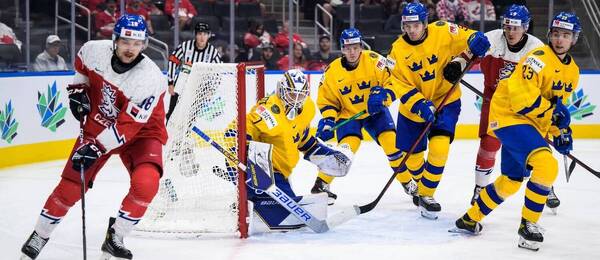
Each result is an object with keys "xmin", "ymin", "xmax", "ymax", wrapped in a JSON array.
[
  {"xmin": 567, "ymin": 159, "xmax": 576, "ymax": 182},
  {"xmin": 326, "ymin": 205, "xmax": 360, "ymax": 228}
]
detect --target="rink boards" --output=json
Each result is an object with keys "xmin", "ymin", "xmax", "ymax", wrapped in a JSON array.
[{"xmin": 1, "ymin": 70, "xmax": 599, "ymax": 168}]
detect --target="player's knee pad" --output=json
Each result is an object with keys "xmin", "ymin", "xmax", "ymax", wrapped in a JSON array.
[
  {"xmin": 129, "ymin": 163, "xmax": 161, "ymax": 204},
  {"xmin": 527, "ymin": 150, "xmax": 558, "ymax": 187},
  {"xmin": 494, "ymin": 175, "xmax": 523, "ymax": 199},
  {"xmin": 43, "ymin": 178, "xmax": 83, "ymax": 216},
  {"xmin": 406, "ymin": 152, "xmax": 425, "ymax": 171},
  {"xmin": 339, "ymin": 135, "xmax": 361, "ymax": 153},
  {"xmin": 427, "ymin": 135, "xmax": 451, "ymax": 166}
]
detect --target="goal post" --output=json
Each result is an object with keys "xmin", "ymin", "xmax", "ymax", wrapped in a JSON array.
[{"xmin": 136, "ymin": 62, "xmax": 265, "ymax": 238}]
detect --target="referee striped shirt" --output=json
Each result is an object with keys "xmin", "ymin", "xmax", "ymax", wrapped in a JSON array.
[{"xmin": 167, "ymin": 40, "xmax": 222, "ymax": 85}]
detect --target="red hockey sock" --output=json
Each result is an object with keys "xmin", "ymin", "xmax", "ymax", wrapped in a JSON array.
[
  {"xmin": 36, "ymin": 178, "xmax": 86, "ymax": 238},
  {"xmin": 114, "ymin": 163, "xmax": 160, "ymax": 236},
  {"xmin": 476, "ymin": 135, "xmax": 501, "ymax": 171},
  {"xmin": 475, "ymin": 135, "xmax": 501, "ymax": 186}
]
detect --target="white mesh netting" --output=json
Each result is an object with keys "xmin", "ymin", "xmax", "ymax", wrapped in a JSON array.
[{"xmin": 136, "ymin": 63, "xmax": 261, "ymax": 236}]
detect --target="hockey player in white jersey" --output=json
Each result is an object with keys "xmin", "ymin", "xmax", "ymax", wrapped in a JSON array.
[
  {"xmin": 470, "ymin": 5, "xmax": 560, "ymax": 212},
  {"xmin": 20, "ymin": 14, "xmax": 167, "ymax": 260}
]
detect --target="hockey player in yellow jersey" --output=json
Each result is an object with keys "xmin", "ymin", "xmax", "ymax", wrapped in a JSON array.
[
  {"xmin": 369, "ymin": 3, "xmax": 490, "ymax": 219},
  {"xmin": 311, "ymin": 28, "xmax": 417, "ymax": 205},
  {"xmin": 452, "ymin": 12, "xmax": 581, "ymax": 251},
  {"xmin": 241, "ymin": 69, "xmax": 352, "ymax": 231}
]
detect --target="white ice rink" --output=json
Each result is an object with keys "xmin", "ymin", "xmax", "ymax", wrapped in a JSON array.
[{"xmin": 1, "ymin": 140, "xmax": 599, "ymax": 260}]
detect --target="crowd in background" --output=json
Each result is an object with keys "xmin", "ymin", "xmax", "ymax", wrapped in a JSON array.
[{"xmin": 0, "ymin": 0, "xmax": 536, "ymax": 72}]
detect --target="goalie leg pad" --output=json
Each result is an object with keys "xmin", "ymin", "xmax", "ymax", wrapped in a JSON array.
[
  {"xmin": 249, "ymin": 193, "xmax": 328, "ymax": 234},
  {"xmin": 246, "ymin": 141, "xmax": 275, "ymax": 191}
]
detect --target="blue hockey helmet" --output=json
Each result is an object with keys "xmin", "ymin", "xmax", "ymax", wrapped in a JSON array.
[
  {"xmin": 549, "ymin": 11, "xmax": 582, "ymax": 43},
  {"xmin": 502, "ymin": 4, "xmax": 531, "ymax": 30},
  {"xmin": 113, "ymin": 14, "xmax": 148, "ymax": 43},
  {"xmin": 339, "ymin": 28, "xmax": 363, "ymax": 48},
  {"xmin": 402, "ymin": 3, "xmax": 428, "ymax": 26}
]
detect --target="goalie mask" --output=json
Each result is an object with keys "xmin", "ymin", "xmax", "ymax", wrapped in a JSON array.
[{"xmin": 277, "ymin": 69, "xmax": 309, "ymax": 120}]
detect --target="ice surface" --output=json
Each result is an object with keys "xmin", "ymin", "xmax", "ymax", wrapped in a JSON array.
[{"xmin": 2, "ymin": 140, "xmax": 599, "ymax": 259}]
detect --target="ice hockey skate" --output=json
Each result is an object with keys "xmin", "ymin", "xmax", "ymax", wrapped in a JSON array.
[
  {"xmin": 518, "ymin": 218, "xmax": 544, "ymax": 251},
  {"xmin": 20, "ymin": 231, "xmax": 49, "ymax": 260},
  {"xmin": 418, "ymin": 196, "xmax": 441, "ymax": 220},
  {"xmin": 546, "ymin": 187, "xmax": 560, "ymax": 215},
  {"xmin": 100, "ymin": 217, "xmax": 133, "ymax": 260},
  {"xmin": 311, "ymin": 177, "xmax": 337, "ymax": 205},
  {"xmin": 449, "ymin": 214, "xmax": 482, "ymax": 235}
]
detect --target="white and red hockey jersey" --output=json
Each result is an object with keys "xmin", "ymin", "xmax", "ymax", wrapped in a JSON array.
[
  {"xmin": 73, "ymin": 40, "xmax": 168, "ymax": 152},
  {"xmin": 480, "ymin": 29, "xmax": 544, "ymax": 94}
]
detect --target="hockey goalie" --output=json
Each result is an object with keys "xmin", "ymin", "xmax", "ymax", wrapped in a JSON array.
[{"xmin": 230, "ymin": 69, "xmax": 353, "ymax": 233}]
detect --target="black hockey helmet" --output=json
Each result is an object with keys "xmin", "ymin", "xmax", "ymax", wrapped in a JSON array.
[{"xmin": 194, "ymin": 22, "xmax": 211, "ymax": 35}]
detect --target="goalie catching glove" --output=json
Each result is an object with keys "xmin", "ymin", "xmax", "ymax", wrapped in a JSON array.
[{"xmin": 303, "ymin": 138, "xmax": 353, "ymax": 177}]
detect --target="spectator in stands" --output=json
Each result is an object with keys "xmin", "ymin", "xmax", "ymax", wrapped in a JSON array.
[
  {"xmin": 321, "ymin": 0, "xmax": 348, "ymax": 30},
  {"xmin": 260, "ymin": 42, "xmax": 279, "ymax": 70},
  {"xmin": 274, "ymin": 20, "xmax": 306, "ymax": 54},
  {"xmin": 165, "ymin": 0, "xmax": 197, "ymax": 30},
  {"xmin": 427, "ymin": 2, "xmax": 439, "ymax": 22},
  {"xmin": 33, "ymin": 35, "xmax": 68, "ymax": 72},
  {"xmin": 80, "ymin": 0, "xmax": 105, "ymax": 15},
  {"xmin": 94, "ymin": 0, "xmax": 118, "ymax": 39},
  {"xmin": 308, "ymin": 34, "xmax": 337, "ymax": 70},
  {"xmin": 0, "ymin": 22, "xmax": 22, "ymax": 51},
  {"xmin": 244, "ymin": 20, "xmax": 272, "ymax": 50},
  {"xmin": 128, "ymin": 0, "xmax": 155, "ymax": 35},
  {"xmin": 463, "ymin": 0, "xmax": 496, "ymax": 22},
  {"xmin": 436, "ymin": 0, "xmax": 470, "ymax": 25},
  {"xmin": 277, "ymin": 41, "xmax": 308, "ymax": 71},
  {"xmin": 142, "ymin": 0, "xmax": 165, "ymax": 15}
]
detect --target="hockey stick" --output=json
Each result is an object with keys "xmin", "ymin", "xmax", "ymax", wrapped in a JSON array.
[
  {"xmin": 331, "ymin": 110, "xmax": 367, "ymax": 131},
  {"xmin": 77, "ymin": 117, "xmax": 87, "ymax": 260},
  {"xmin": 459, "ymin": 79, "xmax": 600, "ymax": 181},
  {"xmin": 191, "ymin": 126, "xmax": 331, "ymax": 233}
]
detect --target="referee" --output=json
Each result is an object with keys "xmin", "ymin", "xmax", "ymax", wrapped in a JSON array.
[{"xmin": 166, "ymin": 21, "xmax": 222, "ymax": 121}]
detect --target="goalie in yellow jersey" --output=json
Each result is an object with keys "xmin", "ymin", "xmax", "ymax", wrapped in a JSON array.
[
  {"xmin": 311, "ymin": 28, "xmax": 417, "ymax": 205},
  {"xmin": 452, "ymin": 12, "xmax": 581, "ymax": 251},
  {"xmin": 368, "ymin": 3, "xmax": 490, "ymax": 219},
  {"xmin": 241, "ymin": 69, "xmax": 353, "ymax": 232}
]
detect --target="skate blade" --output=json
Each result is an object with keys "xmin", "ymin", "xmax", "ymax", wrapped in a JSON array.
[
  {"xmin": 99, "ymin": 252, "xmax": 130, "ymax": 260},
  {"xmin": 518, "ymin": 237, "xmax": 541, "ymax": 251},
  {"xmin": 419, "ymin": 206, "xmax": 438, "ymax": 220},
  {"xmin": 448, "ymin": 227, "xmax": 480, "ymax": 235},
  {"xmin": 327, "ymin": 198, "xmax": 336, "ymax": 206},
  {"xmin": 20, "ymin": 254, "xmax": 33, "ymax": 260}
]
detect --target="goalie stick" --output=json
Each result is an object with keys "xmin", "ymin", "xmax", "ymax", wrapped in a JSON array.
[
  {"xmin": 459, "ymin": 79, "xmax": 600, "ymax": 181},
  {"xmin": 191, "ymin": 126, "xmax": 333, "ymax": 233}
]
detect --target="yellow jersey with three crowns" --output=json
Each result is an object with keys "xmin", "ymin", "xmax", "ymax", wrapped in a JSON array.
[
  {"xmin": 317, "ymin": 50, "xmax": 391, "ymax": 120},
  {"xmin": 246, "ymin": 94, "xmax": 316, "ymax": 178},
  {"xmin": 384, "ymin": 21, "xmax": 477, "ymax": 122},
  {"xmin": 489, "ymin": 45, "xmax": 580, "ymax": 136}
]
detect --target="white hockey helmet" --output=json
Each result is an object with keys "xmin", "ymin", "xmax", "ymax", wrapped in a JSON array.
[{"xmin": 276, "ymin": 69, "xmax": 309, "ymax": 119}]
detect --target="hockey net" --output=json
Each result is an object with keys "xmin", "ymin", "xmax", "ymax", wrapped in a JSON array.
[{"xmin": 136, "ymin": 62, "xmax": 264, "ymax": 238}]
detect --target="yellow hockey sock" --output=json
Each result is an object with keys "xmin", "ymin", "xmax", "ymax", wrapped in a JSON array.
[
  {"xmin": 418, "ymin": 136, "xmax": 450, "ymax": 197},
  {"xmin": 522, "ymin": 150, "xmax": 557, "ymax": 223},
  {"xmin": 467, "ymin": 175, "xmax": 522, "ymax": 222}
]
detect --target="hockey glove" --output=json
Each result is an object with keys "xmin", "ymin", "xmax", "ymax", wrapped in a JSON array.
[
  {"xmin": 304, "ymin": 139, "xmax": 353, "ymax": 177},
  {"xmin": 367, "ymin": 86, "xmax": 388, "ymax": 115},
  {"xmin": 467, "ymin": 31, "xmax": 491, "ymax": 57},
  {"xmin": 411, "ymin": 99, "xmax": 435, "ymax": 123},
  {"xmin": 553, "ymin": 127, "xmax": 573, "ymax": 155},
  {"xmin": 443, "ymin": 61, "xmax": 463, "ymax": 84},
  {"xmin": 67, "ymin": 83, "xmax": 91, "ymax": 122},
  {"xmin": 316, "ymin": 117, "xmax": 336, "ymax": 141},
  {"xmin": 552, "ymin": 97, "xmax": 571, "ymax": 129},
  {"xmin": 71, "ymin": 140, "xmax": 105, "ymax": 171}
]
